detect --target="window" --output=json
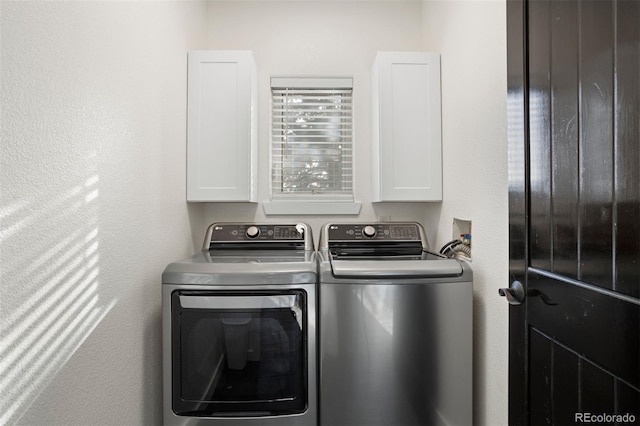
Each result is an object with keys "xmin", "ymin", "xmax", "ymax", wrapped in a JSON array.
[{"xmin": 270, "ymin": 77, "xmax": 353, "ymax": 201}]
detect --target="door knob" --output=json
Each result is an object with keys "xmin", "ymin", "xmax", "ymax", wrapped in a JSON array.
[{"xmin": 499, "ymin": 280, "xmax": 525, "ymax": 305}]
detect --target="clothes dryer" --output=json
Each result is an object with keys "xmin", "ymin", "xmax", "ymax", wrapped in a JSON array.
[{"xmin": 162, "ymin": 223, "xmax": 317, "ymax": 426}]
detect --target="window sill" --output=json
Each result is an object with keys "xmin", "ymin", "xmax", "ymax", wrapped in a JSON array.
[{"xmin": 262, "ymin": 201, "xmax": 362, "ymax": 215}]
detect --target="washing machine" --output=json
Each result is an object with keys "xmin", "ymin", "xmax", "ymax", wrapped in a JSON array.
[
  {"xmin": 318, "ymin": 222, "xmax": 472, "ymax": 426},
  {"xmin": 162, "ymin": 223, "xmax": 317, "ymax": 426}
]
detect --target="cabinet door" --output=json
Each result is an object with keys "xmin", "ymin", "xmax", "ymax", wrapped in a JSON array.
[
  {"xmin": 187, "ymin": 51, "xmax": 257, "ymax": 202},
  {"xmin": 372, "ymin": 52, "xmax": 442, "ymax": 201}
]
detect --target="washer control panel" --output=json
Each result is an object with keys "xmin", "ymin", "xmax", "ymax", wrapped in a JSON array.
[
  {"xmin": 327, "ymin": 223, "xmax": 422, "ymax": 241},
  {"xmin": 209, "ymin": 223, "xmax": 307, "ymax": 243}
]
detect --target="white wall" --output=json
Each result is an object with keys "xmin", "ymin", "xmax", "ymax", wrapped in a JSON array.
[
  {"xmin": 422, "ymin": 1, "xmax": 509, "ymax": 425},
  {"xmin": 0, "ymin": 2, "xmax": 205, "ymax": 424},
  {"xmin": 202, "ymin": 5, "xmax": 509, "ymax": 424},
  {"xmin": 1, "ymin": 1, "xmax": 508, "ymax": 424},
  {"xmin": 199, "ymin": 1, "xmax": 433, "ymax": 244}
]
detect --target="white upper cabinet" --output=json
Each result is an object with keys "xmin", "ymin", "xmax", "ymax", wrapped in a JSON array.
[
  {"xmin": 187, "ymin": 51, "xmax": 258, "ymax": 202},
  {"xmin": 372, "ymin": 52, "xmax": 442, "ymax": 202}
]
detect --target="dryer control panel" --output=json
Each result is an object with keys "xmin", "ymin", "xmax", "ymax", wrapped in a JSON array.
[{"xmin": 203, "ymin": 223, "xmax": 312, "ymax": 251}]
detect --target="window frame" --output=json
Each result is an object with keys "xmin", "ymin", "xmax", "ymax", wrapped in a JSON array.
[{"xmin": 264, "ymin": 77, "xmax": 361, "ymax": 215}]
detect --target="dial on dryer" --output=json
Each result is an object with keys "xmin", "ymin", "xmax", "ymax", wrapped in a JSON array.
[
  {"xmin": 362, "ymin": 225, "xmax": 377, "ymax": 238},
  {"xmin": 246, "ymin": 226, "xmax": 260, "ymax": 239}
]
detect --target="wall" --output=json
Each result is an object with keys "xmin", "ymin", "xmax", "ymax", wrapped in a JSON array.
[
  {"xmin": 199, "ymin": 1, "xmax": 433, "ymax": 243},
  {"xmin": 1, "ymin": 1, "xmax": 508, "ymax": 424},
  {"xmin": 202, "ymin": 4, "xmax": 509, "ymax": 424},
  {"xmin": 0, "ymin": 2, "xmax": 205, "ymax": 424},
  {"xmin": 422, "ymin": 1, "xmax": 509, "ymax": 425}
]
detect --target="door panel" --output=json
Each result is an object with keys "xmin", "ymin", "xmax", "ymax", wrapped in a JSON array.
[
  {"xmin": 550, "ymin": 0, "xmax": 579, "ymax": 280},
  {"xmin": 528, "ymin": 0, "xmax": 552, "ymax": 273},
  {"xmin": 507, "ymin": 0, "xmax": 640, "ymax": 423},
  {"xmin": 578, "ymin": 0, "xmax": 615, "ymax": 289},
  {"xmin": 527, "ymin": 271, "xmax": 639, "ymax": 388},
  {"xmin": 529, "ymin": 328, "xmax": 579, "ymax": 425},
  {"xmin": 615, "ymin": 0, "xmax": 640, "ymax": 297},
  {"xmin": 529, "ymin": 326, "xmax": 639, "ymax": 425}
]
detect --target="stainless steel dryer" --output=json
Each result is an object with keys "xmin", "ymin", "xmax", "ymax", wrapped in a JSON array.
[
  {"xmin": 162, "ymin": 223, "xmax": 317, "ymax": 426},
  {"xmin": 318, "ymin": 222, "xmax": 472, "ymax": 426}
]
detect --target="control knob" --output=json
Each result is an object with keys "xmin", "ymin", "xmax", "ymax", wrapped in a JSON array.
[
  {"xmin": 246, "ymin": 226, "xmax": 260, "ymax": 239},
  {"xmin": 363, "ymin": 225, "xmax": 377, "ymax": 238}
]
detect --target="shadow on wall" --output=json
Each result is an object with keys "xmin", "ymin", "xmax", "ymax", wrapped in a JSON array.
[{"xmin": 0, "ymin": 151, "xmax": 116, "ymax": 424}]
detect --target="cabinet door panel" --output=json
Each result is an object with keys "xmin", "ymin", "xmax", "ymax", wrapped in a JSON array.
[
  {"xmin": 389, "ymin": 63, "xmax": 431, "ymax": 191},
  {"xmin": 373, "ymin": 52, "xmax": 442, "ymax": 202},
  {"xmin": 187, "ymin": 51, "xmax": 256, "ymax": 202}
]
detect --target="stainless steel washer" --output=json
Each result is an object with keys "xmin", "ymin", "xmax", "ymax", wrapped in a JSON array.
[
  {"xmin": 318, "ymin": 222, "xmax": 472, "ymax": 426},
  {"xmin": 162, "ymin": 223, "xmax": 317, "ymax": 426}
]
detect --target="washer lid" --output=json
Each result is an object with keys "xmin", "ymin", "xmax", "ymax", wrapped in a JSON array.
[
  {"xmin": 162, "ymin": 252, "xmax": 317, "ymax": 285},
  {"xmin": 329, "ymin": 257, "xmax": 463, "ymax": 278}
]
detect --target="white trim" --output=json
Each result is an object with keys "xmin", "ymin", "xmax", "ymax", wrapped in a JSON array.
[
  {"xmin": 271, "ymin": 76, "xmax": 353, "ymax": 89},
  {"xmin": 263, "ymin": 201, "xmax": 362, "ymax": 216}
]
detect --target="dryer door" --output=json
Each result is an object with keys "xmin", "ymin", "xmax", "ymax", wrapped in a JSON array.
[{"xmin": 171, "ymin": 290, "xmax": 307, "ymax": 416}]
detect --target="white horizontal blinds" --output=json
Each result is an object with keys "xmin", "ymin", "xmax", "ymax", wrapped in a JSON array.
[{"xmin": 271, "ymin": 77, "xmax": 353, "ymax": 199}]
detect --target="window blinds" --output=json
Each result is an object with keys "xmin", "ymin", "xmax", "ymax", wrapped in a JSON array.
[{"xmin": 271, "ymin": 77, "xmax": 353, "ymax": 199}]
